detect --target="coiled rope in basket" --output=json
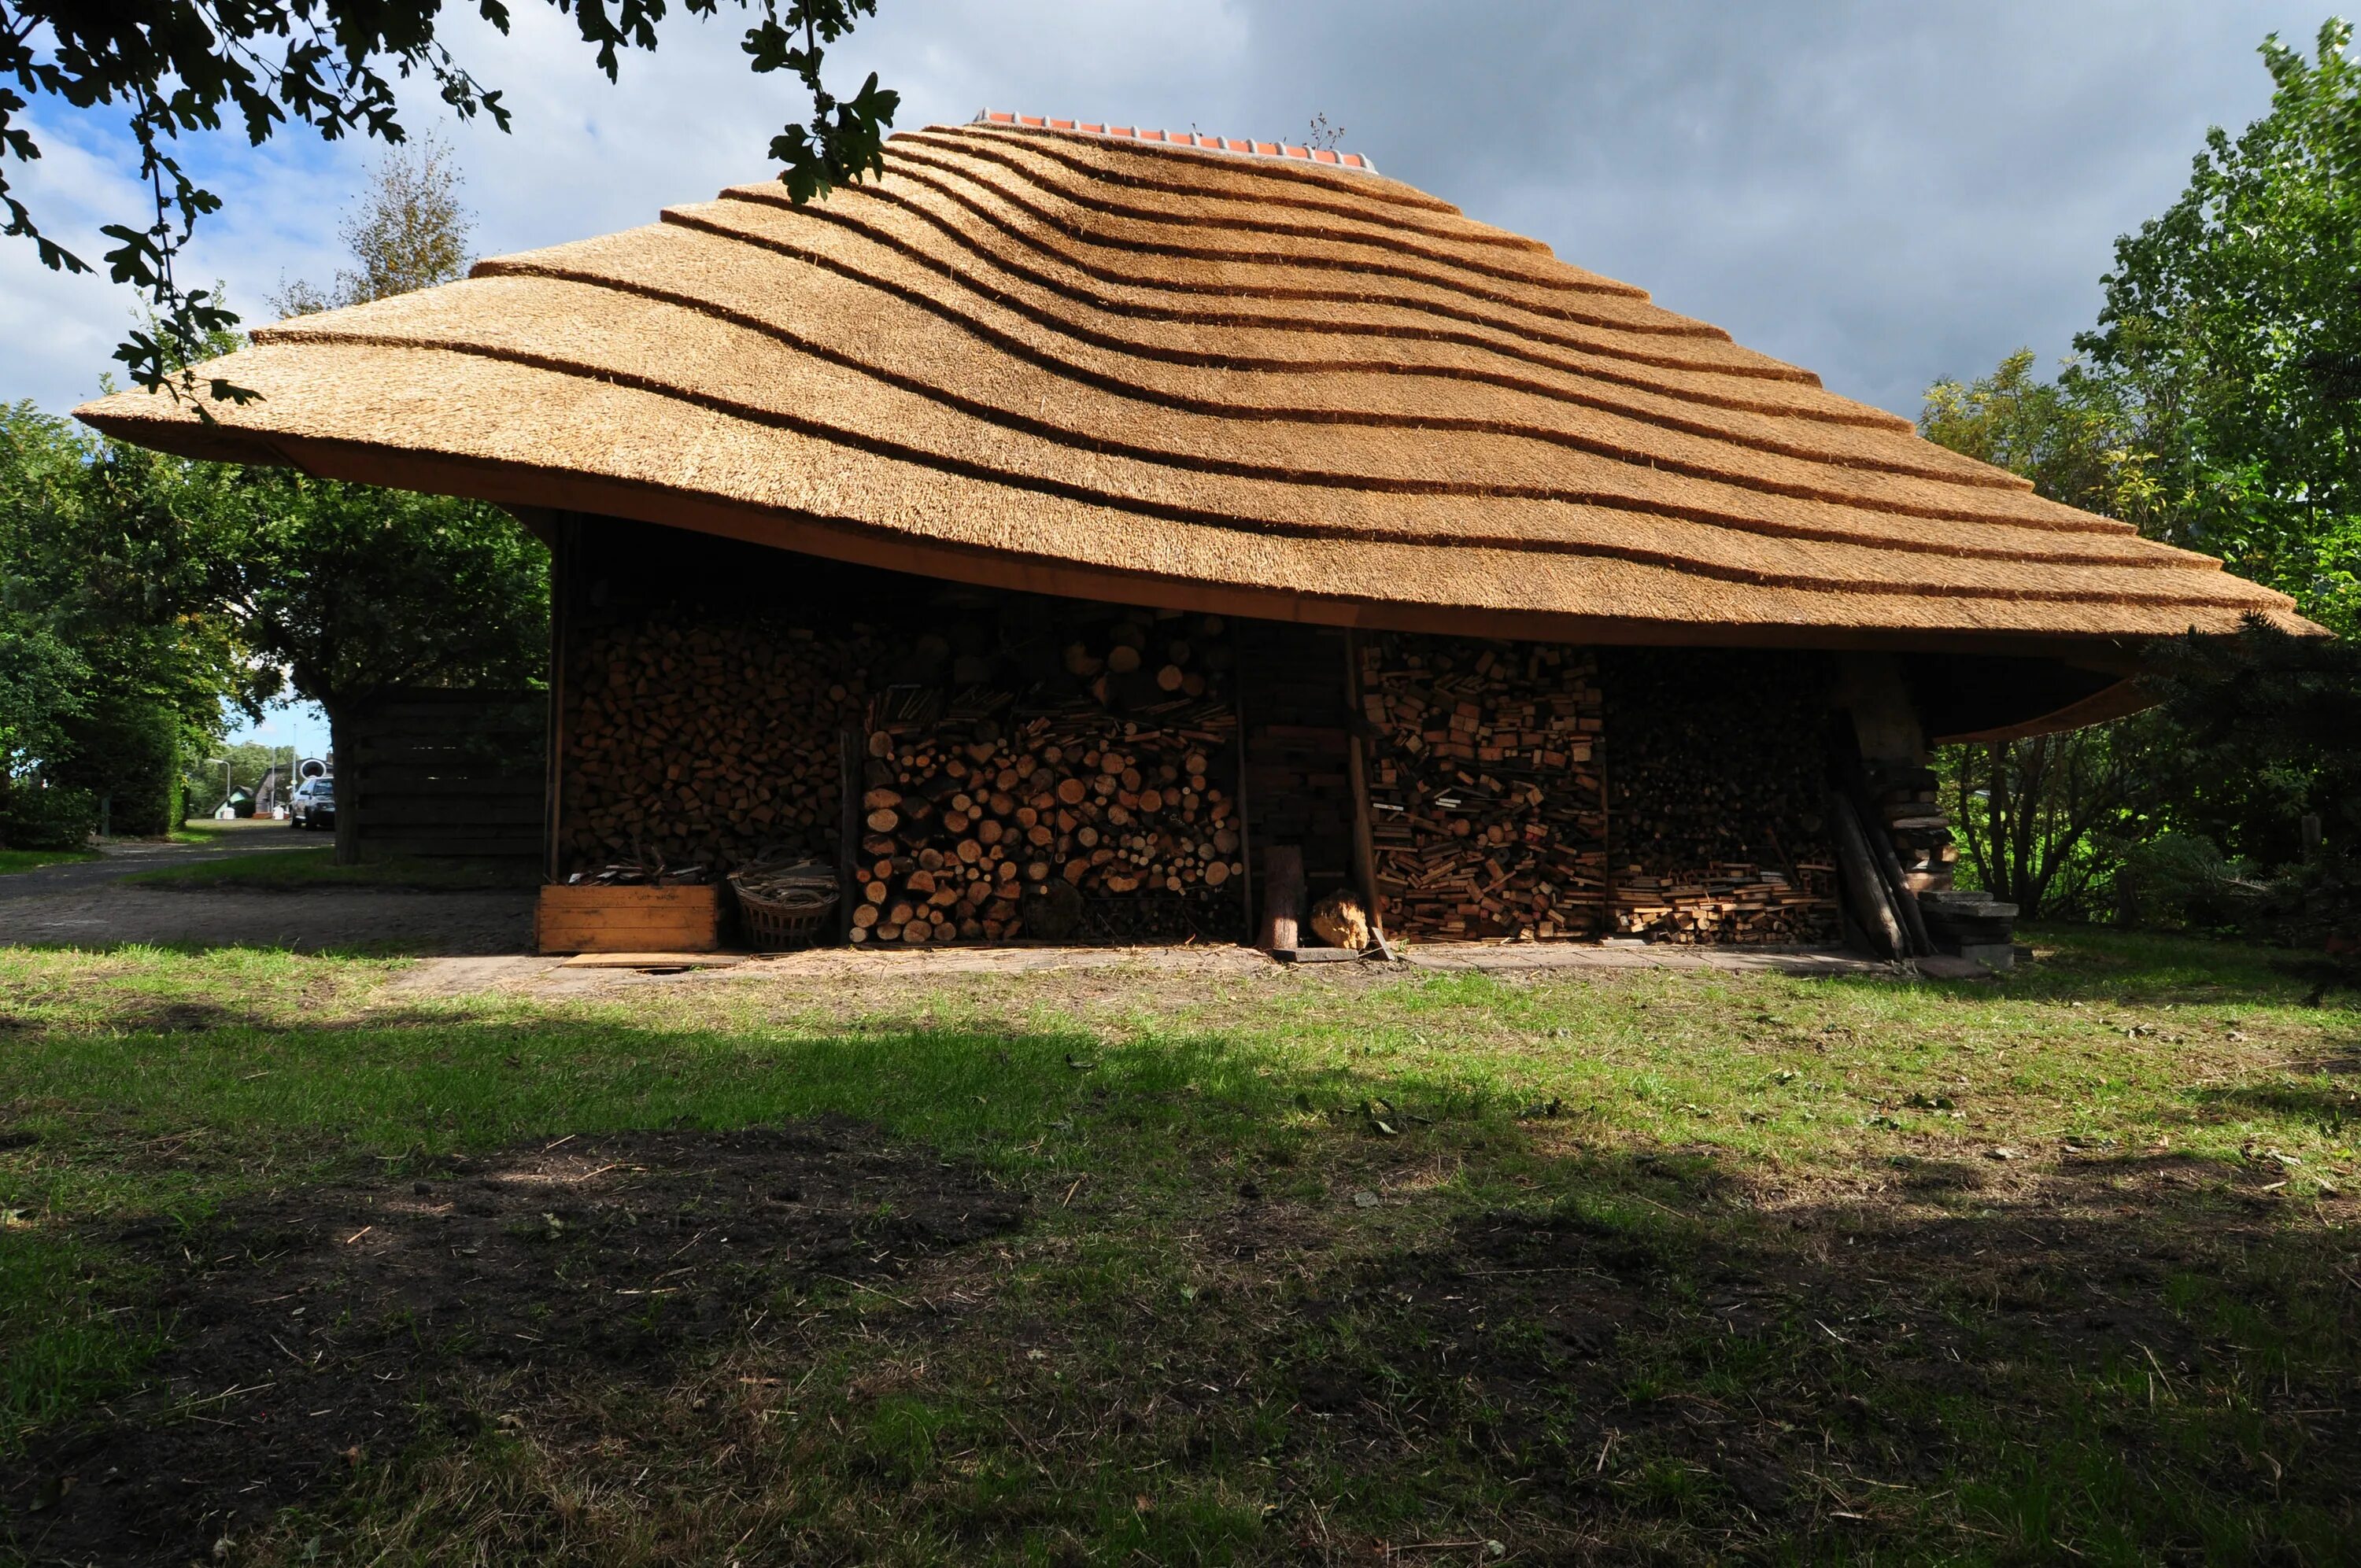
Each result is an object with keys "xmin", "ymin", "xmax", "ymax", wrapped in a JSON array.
[{"xmin": 728, "ymin": 851, "xmax": 841, "ymax": 951}]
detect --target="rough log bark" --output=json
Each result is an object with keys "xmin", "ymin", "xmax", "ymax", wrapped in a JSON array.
[
  {"xmin": 1261, "ymin": 843, "xmax": 1306, "ymax": 952},
  {"xmin": 1829, "ymin": 791, "xmax": 1906, "ymax": 960}
]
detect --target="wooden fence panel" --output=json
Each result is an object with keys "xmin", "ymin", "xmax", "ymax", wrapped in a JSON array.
[{"xmin": 349, "ymin": 690, "xmax": 546, "ymax": 860}]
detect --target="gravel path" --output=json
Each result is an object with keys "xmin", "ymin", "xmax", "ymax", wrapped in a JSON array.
[{"xmin": 0, "ymin": 831, "xmax": 534, "ymax": 953}]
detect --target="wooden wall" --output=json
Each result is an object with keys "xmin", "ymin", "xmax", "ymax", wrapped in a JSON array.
[
  {"xmin": 348, "ymin": 690, "xmax": 545, "ymax": 860},
  {"xmin": 1235, "ymin": 620, "xmax": 1358, "ymax": 909}
]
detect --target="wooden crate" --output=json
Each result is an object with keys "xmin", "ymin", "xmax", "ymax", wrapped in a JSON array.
[{"xmin": 535, "ymin": 884, "xmax": 726, "ymax": 954}]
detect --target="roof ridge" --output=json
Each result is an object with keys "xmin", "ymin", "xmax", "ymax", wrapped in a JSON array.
[{"xmin": 974, "ymin": 110, "xmax": 1380, "ymax": 174}]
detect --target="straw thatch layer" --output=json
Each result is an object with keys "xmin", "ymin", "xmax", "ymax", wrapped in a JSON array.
[{"xmin": 76, "ymin": 120, "xmax": 2308, "ymax": 645}]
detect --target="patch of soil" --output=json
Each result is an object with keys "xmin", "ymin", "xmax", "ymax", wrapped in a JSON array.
[{"xmin": 2, "ymin": 1119, "xmax": 1025, "ymax": 1566}]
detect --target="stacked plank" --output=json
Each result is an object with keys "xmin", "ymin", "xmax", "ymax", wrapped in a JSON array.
[
  {"xmin": 1602, "ymin": 650, "xmax": 1840, "ymax": 945},
  {"xmin": 560, "ymin": 616, "xmax": 873, "ymax": 874},
  {"xmin": 849, "ymin": 609, "xmax": 1248, "ymax": 944},
  {"xmin": 1610, "ymin": 864, "xmax": 1838, "ymax": 944},
  {"xmin": 1360, "ymin": 635, "xmax": 1608, "ymax": 939},
  {"xmin": 1868, "ymin": 762, "xmax": 1956, "ymax": 893}
]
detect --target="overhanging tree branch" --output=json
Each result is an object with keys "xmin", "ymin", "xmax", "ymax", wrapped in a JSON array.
[{"xmin": 0, "ymin": 1, "xmax": 895, "ymax": 404}]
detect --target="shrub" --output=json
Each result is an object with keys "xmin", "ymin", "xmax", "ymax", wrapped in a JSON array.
[
  {"xmin": 0, "ymin": 780, "xmax": 97, "ymax": 850},
  {"xmin": 2117, "ymin": 833, "xmax": 2263, "ymax": 930}
]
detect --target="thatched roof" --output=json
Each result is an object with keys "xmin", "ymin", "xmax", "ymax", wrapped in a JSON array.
[{"xmin": 79, "ymin": 119, "xmax": 2308, "ymax": 660}]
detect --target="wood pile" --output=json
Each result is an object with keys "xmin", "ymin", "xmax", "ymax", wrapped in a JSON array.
[
  {"xmin": 1601, "ymin": 650, "xmax": 1839, "ymax": 945},
  {"xmin": 560, "ymin": 615, "xmax": 874, "ymax": 875},
  {"xmin": 1611, "ymin": 863, "xmax": 1838, "ymax": 944},
  {"xmin": 1236, "ymin": 622, "xmax": 1356, "ymax": 902},
  {"xmin": 848, "ymin": 608, "xmax": 1248, "ymax": 945},
  {"xmin": 1359, "ymin": 635, "xmax": 1608, "ymax": 939}
]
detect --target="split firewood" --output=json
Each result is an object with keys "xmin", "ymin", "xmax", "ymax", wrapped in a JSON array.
[
  {"xmin": 1599, "ymin": 649, "xmax": 1840, "ymax": 945},
  {"xmin": 842, "ymin": 604, "xmax": 1247, "ymax": 945},
  {"xmin": 1360, "ymin": 634, "xmax": 1609, "ymax": 940},
  {"xmin": 560, "ymin": 614, "xmax": 876, "ymax": 878}
]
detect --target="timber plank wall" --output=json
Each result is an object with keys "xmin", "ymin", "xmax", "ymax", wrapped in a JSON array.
[
  {"xmin": 1236, "ymin": 620, "xmax": 1357, "ymax": 907},
  {"xmin": 349, "ymin": 690, "xmax": 547, "ymax": 859}
]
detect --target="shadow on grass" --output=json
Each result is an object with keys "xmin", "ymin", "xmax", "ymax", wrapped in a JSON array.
[
  {"xmin": 2004, "ymin": 924, "xmax": 2361, "ymax": 1009},
  {"xmin": 2199, "ymin": 1075, "xmax": 2361, "ymax": 1132},
  {"xmin": 2, "ymin": 1118, "xmax": 1023, "ymax": 1568},
  {"xmin": 1, "ymin": 1005, "xmax": 2356, "ymax": 1564}
]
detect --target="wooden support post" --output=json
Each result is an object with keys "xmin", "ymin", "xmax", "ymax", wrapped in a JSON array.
[
  {"xmin": 1259, "ymin": 844, "xmax": 1305, "ymax": 954},
  {"xmin": 1233, "ymin": 659, "xmax": 1256, "ymax": 940},
  {"xmin": 1598, "ymin": 718, "xmax": 1616, "ymax": 938},
  {"xmin": 1829, "ymin": 791, "xmax": 1906, "ymax": 960},
  {"xmin": 541, "ymin": 513, "xmax": 578, "ymax": 886},
  {"xmin": 1341, "ymin": 629, "xmax": 1384, "ymax": 940},
  {"xmin": 837, "ymin": 726, "xmax": 862, "ymax": 944}
]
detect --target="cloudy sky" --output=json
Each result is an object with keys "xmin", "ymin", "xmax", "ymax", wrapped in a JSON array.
[{"xmin": 3, "ymin": 0, "xmax": 2335, "ymax": 423}]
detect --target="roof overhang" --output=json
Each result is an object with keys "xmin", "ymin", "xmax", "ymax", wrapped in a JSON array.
[{"xmin": 76, "ymin": 120, "xmax": 2319, "ymax": 745}]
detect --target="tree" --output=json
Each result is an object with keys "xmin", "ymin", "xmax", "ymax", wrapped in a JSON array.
[
  {"xmin": 0, "ymin": 0, "xmax": 898, "ymax": 401},
  {"xmin": 1946, "ymin": 726, "xmax": 2145, "ymax": 921},
  {"xmin": 220, "ymin": 142, "xmax": 549, "ymax": 861},
  {"xmin": 2077, "ymin": 19, "xmax": 2361, "ymax": 636},
  {"xmin": 220, "ymin": 473, "xmax": 548, "ymax": 861},
  {"xmin": 1918, "ymin": 349, "xmax": 2159, "ymax": 529},
  {"xmin": 0, "ymin": 398, "xmax": 251, "ymax": 839},
  {"xmin": 272, "ymin": 134, "xmax": 472, "ymax": 316},
  {"xmin": 2140, "ymin": 620, "xmax": 2361, "ymax": 990},
  {"xmin": 1919, "ymin": 352, "xmax": 2161, "ymax": 918},
  {"xmin": 2145, "ymin": 619, "xmax": 2361, "ymax": 852}
]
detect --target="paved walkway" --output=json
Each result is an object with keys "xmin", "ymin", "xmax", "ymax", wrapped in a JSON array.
[
  {"xmin": 0, "ymin": 825, "xmax": 313, "ymax": 899},
  {"xmin": 0, "ymin": 828, "xmax": 531, "ymax": 954}
]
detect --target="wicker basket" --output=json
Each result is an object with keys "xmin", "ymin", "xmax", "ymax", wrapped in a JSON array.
[{"xmin": 730, "ymin": 876, "xmax": 840, "ymax": 951}]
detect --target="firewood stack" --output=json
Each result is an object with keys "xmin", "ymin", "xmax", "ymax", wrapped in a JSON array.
[
  {"xmin": 1866, "ymin": 762, "xmax": 1956, "ymax": 893},
  {"xmin": 1236, "ymin": 622, "xmax": 1357, "ymax": 903},
  {"xmin": 849, "ymin": 607, "xmax": 1248, "ymax": 945},
  {"xmin": 1601, "ymin": 651, "xmax": 1840, "ymax": 944},
  {"xmin": 1609, "ymin": 864, "xmax": 1838, "ymax": 944},
  {"xmin": 1358, "ymin": 634, "xmax": 1609, "ymax": 939},
  {"xmin": 561, "ymin": 616, "xmax": 876, "ymax": 875}
]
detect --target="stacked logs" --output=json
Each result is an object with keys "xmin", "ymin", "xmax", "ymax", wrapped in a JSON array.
[
  {"xmin": 560, "ymin": 616, "xmax": 873, "ymax": 874},
  {"xmin": 1600, "ymin": 650, "xmax": 1839, "ymax": 944},
  {"xmin": 849, "ymin": 608, "xmax": 1249, "ymax": 944},
  {"xmin": 1360, "ymin": 635, "xmax": 1609, "ymax": 939}
]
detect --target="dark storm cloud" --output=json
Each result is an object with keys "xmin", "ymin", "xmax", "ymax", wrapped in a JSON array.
[{"xmin": 1182, "ymin": 1, "xmax": 2328, "ymax": 415}]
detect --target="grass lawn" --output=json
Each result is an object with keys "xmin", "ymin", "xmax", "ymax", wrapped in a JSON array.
[
  {"xmin": 166, "ymin": 819, "xmax": 257, "ymax": 844},
  {"xmin": 0, "ymin": 847, "xmax": 99, "ymax": 875},
  {"xmin": 123, "ymin": 847, "xmax": 539, "ymax": 891},
  {"xmin": 1, "ymin": 927, "xmax": 2354, "ymax": 1564}
]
